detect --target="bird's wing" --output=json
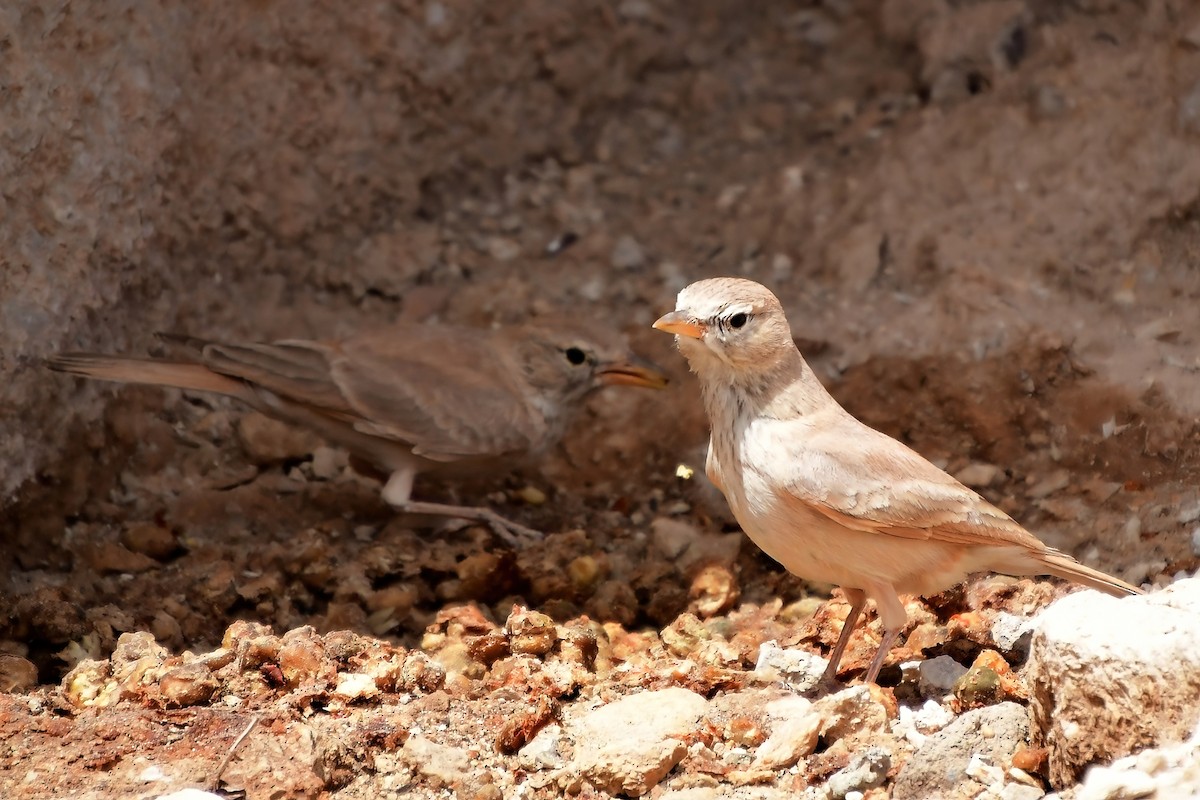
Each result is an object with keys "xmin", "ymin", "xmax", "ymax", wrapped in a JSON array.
[
  {"xmin": 327, "ymin": 325, "xmax": 546, "ymax": 460},
  {"xmin": 771, "ymin": 417, "xmax": 1045, "ymax": 551},
  {"xmin": 199, "ymin": 339, "xmax": 356, "ymax": 413},
  {"xmin": 200, "ymin": 326, "xmax": 544, "ymax": 461}
]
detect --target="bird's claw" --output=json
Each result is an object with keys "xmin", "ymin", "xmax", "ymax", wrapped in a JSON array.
[{"xmin": 479, "ymin": 509, "xmax": 544, "ymax": 548}]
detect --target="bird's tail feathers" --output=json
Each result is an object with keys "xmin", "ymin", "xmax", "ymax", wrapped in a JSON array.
[
  {"xmin": 1037, "ymin": 549, "xmax": 1144, "ymax": 597},
  {"xmin": 46, "ymin": 353, "xmax": 248, "ymax": 398}
]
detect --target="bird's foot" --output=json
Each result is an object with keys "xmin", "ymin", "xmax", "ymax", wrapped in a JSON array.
[{"xmin": 399, "ymin": 500, "xmax": 544, "ymax": 548}]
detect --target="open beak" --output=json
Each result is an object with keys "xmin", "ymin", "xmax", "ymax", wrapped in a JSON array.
[
  {"xmin": 652, "ymin": 310, "xmax": 706, "ymax": 339},
  {"xmin": 597, "ymin": 353, "xmax": 669, "ymax": 389}
]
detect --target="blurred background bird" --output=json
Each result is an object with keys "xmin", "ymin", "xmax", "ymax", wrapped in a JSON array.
[{"xmin": 48, "ymin": 318, "xmax": 666, "ymax": 546}]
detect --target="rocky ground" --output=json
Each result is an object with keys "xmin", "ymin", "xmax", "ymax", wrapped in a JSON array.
[{"xmin": 5, "ymin": 1, "xmax": 1200, "ymax": 798}]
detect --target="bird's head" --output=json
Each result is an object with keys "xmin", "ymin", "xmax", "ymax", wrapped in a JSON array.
[
  {"xmin": 652, "ymin": 277, "xmax": 796, "ymax": 379},
  {"xmin": 506, "ymin": 320, "xmax": 668, "ymax": 409}
]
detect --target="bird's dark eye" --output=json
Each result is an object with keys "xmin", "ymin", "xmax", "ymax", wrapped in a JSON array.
[
  {"xmin": 565, "ymin": 346, "xmax": 587, "ymax": 365},
  {"xmin": 728, "ymin": 312, "xmax": 749, "ymax": 329}
]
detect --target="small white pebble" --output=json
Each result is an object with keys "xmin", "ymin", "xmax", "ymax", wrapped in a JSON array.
[{"xmin": 137, "ymin": 765, "xmax": 167, "ymax": 782}]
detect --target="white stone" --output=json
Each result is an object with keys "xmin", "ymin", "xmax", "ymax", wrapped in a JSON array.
[
  {"xmin": 333, "ymin": 672, "xmax": 378, "ymax": 700},
  {"xmin": 893, "ymin": 699, "xmax": 955, "ymax": 747},
  {"xmin": 518, "ymin": 723, "xmax": 563, "ymax": 770},
  {"xmin": 991, "ymin": 612, "xmax": 1033, "ymax": 653},
  {"xmin": 955, "ymin": 462, "xmax": 1002, "ymax": 488},
  {"xmin": 754, "ymin": 640, "xmax": 828, "ymax": 693},
  {"xmin": 1000, "ymin": 784, "xmax": 1046, "ymax": 800},
  {"xmin": 964, "ymin": 753, "xmax": 1004, "ymax": 785},
  {"xmin": 1191, "ymin": 526, "xmax": 1200, "ymax": 559},
  {"xmin": 400, "ymin": 734, "xmax": 472, "ymax": 783},
  {"xmin": 569, "ymin": 687, "xmax": 708, "ymax": 796},
  {"xmin": 815, "ymin": 685, "xmax": 889, "ymax": 744},
  {"xmin": 1028, "ymin": 580, "xmax": 1200, "ymax": 786},
  {"xmin": 753, "ymin": 696, "xmax": 823, "ymax": 768},
  {"xmin": 827, "ymin": 747, "xmax": 891, "ymax": 797},
  {"xmin": 918, "ymin": 654, "xmax": 968, "ymax": 695},
  {"xmin": 137, "ymin": 765, "xmax": 167, "ymax": 782}
]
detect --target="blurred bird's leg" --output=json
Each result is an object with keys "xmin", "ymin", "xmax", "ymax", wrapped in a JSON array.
[
  {"xmin": 822, "ymin": 587, "xmax": 867, "ymax": 684},
  {"xmin": 382, "ymin": 467, "xmax": 544, "ymax": 548},
  {"xmin": 862, "ymin": 583, "xmax": 907, "ymax": 685}
]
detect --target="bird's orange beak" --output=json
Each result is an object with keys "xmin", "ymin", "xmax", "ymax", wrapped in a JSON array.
[
  {"xmin": 653, "ymin": 310, "xmax": 706, "ymax": 339},
  {"xmin": 597, "ymin": 354, "xmax": 669, "ymax": 389}
]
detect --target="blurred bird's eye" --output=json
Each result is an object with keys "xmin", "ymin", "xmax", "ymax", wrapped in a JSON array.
[
  {"xmin": 564, "ymin": 347, "xmax": 587, "ymax": 365},
  {"xmin": 729, "ymin": 312, "xmax": 749, "ymax": 329}
]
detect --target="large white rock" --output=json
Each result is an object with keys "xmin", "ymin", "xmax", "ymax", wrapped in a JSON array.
[
  {"xmin": 1076, "ymin": 718, "xmax": 1200, "ymax": 800},
  {"xmin": 569, "ymin": 687, "xmax": 709, "ymax": 796},
  {"xmin": 1027, "ymin": 580, "xmax": 1200, "ymax": 787}
]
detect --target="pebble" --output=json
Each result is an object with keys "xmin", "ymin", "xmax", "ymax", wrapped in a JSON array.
[
  {"xmin": 1001, "ymin": 784, "xmax": 1046, "ymax": 800},
  {"xmin": 518, "ymin": 724, "xmax": 564, "ymax": 770},
  {"xmin": 486, "ymin": 236, "xmax": 521, "ymax": 261},
  {"xmin": 159, "ymin": 663, "xmax": 218, "ymax": 707},
  {"xmin": 689, "ymin": 565, "xmax": 738, "ymax": 617},
  {"xmin": 918, "ymin": 654, "xmax": 968, "ymax": 696},
  {"xmin": 815, "ymin": 685, "xmax": 890, "ymax": 743},
  {"xmin": 752, "ymin": 696, "xmax": 822, "ymax": 768},
  {"xmin": 120, "ymin": 522, "xmax": 178, "ymax": 560},
  {"xmin": 400, "ymin": 734, "xmax": 473, "ymax": 783},
  {"xmin": 954, "ymin": 462, "xmax": 1002, "ymax": 488},
  {"xmin": 236, "ymin": 412, "xmax": 317, "ymax": 463},
  {"xmin": 1026, "ymin": 469, "xmax": 1070, "ymax": 499},
  {"xmin": 964, "ymin": 753, "xmax": 1004, "ymax": 785},
  {"xmin": 569, "ymin": 687, "xmax": 708, "ymax": 796},
  {"xmin": 333, "ymin": 671, "xmax": 379, "ymax": 701},
  {"xmin": 0, "ymin": 654, "xmax": 38, "ymax": 692},
  {"xmin": 1191, "ymin": 527, "xmax": 1200, "ymax": 559},
  {"xmin": 753, "ymin": 640, "xmax": 828, "ymax": 693},
  {"xmin": 309, "ymin": 446, "xmax": 343, "ymax": 480},
  {"xmin": 611, "ymin": 234, "xmax": 646, "ymax": 270},
  {"xmin": 652, "ymin": 517, "xmax": 697, "ymax": 560},
  {"xmin": 506, "ymin": 607, "xmax": 558, "ymax": 656},
  {"xmin": 990, "ymin": 612, "xmax": 1033, "ymax": 654},
  {"xmin": 892, "ymin": 699, "xmax": 954, "ymax": 746},
  {"xmin": 827, "ymin": 746, "xmax": 891, "ymax": 798}
]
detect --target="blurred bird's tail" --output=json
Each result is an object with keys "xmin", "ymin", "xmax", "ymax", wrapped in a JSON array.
[{"xmin": 46, "ymin": 353, "xmax": 248, "ymax": 398}]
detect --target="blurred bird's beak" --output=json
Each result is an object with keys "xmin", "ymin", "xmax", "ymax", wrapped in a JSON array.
[
  {"xmin": 653, "ymin": 310, "xmax": 706, "ymax": 339},
  {"xmin": 597, "ymin": 354, "xmax": 669, "ymax": 389}
]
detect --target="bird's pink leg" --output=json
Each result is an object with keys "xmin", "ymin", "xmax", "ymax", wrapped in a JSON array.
[
  {"xmin": 822, "ymin": 587, "xmax": 867, "ymax": 683},
  {"xmin": 862, "ymin": 583, "xmax": 908, "ymax": 685}
]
